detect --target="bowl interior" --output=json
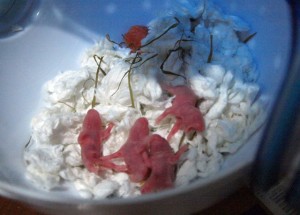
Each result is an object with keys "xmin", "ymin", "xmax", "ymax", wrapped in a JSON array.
[{"xmin": 0, "ymin": 0, "xmax": 292, "ymax": 204}]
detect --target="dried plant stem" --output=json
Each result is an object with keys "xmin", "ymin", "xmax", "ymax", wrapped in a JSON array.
[
  {"xmin": 140, "ymin": 18, "xmax": 180, "ymax": 49},
  {"xmin": 111, "ymin": 70, "xmax": 129, "ymax": 98},
  {"xmin": 139, "ymin": 103, "xmax": 146, "ymax": 115},
  {"xmin": 81, "ymin": 78, "xmax": 94, "ymax": 105},
  {"xmin": 106, "ymin": 34, "xmax": 124, "ymax": 47},
  {"xmin": 111, "ymin": 53, "xmax": 140, "ymax": 108},
  {"xmin": 179, "ymin": 132, "xmax": 186, "ymax": 148},
  {"xmin": 160, "ymin": 47, "xmax": 186, "ymax": 79},
  {"xmin": 188, "ymin": 131, "xmax": 197, "ymax": 141},
  {"xmin": 127, "ymin": 53, "xmax": 140, "ymax": 108},
  {"xmin": 243, "ymin": 32, "xmax": 257, "ymax": 43},
  {"xmin": 93, "ymin": 55, "xmax": 106, "ymax": 76},
  {"xmin": 92, "ymin": 56, "xmax": 105, "ymax": 108},
  {"xmin": 132, "ymin": 53, "xmax": 158, "ymax": 69},
  {"xmin": 58, "ymin": 101, "xmax": 76, "ymax": 112},
  {"xmin": 128, "ymin": 69, "xmax": 135, "ymax": 108},
  {"xmin": 24, "ymin": 136, "xmax": 32, "ymax": 150},
  {"xmin": 207, "ymin": 34, "xmax": 213, "ymax": 63}
]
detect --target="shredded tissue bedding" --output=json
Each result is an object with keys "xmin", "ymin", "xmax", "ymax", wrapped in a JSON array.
[{"xmin": 24, "ymin": 0, "xmax": 268, "ymax": 199}]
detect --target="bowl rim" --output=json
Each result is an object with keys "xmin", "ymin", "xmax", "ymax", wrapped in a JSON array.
[
  {"xmin": 0, "ymin": 153, "xmax": 252, "ymax": 205},
  {"xmin": 0, "ymin": 0, "xmax": 296, "ymax": 207}
]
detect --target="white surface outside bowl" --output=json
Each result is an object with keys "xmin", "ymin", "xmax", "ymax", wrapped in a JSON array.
[{"xmin": 0, "ymin": 0, "xmax": 292, "ymax": 214}]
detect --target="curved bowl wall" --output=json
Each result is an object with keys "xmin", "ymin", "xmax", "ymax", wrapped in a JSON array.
[{"xmin": 0, "ymin": 0, "xmax": 292, "ymax": 214}]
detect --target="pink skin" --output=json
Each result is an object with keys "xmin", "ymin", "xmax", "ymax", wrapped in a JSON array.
[
  {"xmin": 156, "ymin": 85, "xmax": 205, "ymax": 141},
  {"xmin": 141, "ymin": 134, "xmax": 188, "ymax": 194},
  {"xmin": 78, "ymin": 109, "xmax": 120, "ymax": 175},
  {"xmin": 100, "ymin": 117, "xmax": 151, "ymax": 182},
  {"xmin": 78, "ymin": 111, "xmax": 188, "ymax": 192}
]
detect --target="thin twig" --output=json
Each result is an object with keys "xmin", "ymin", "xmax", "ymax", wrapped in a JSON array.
[
  {"xmin": 106, "ymin": 34, "xmax": 122, "ymax": 46},
  {"xmin": 132, "ymin": 53, "xmax": 158, "ymax": 69},
  {"xmin": 179, "ymin": 132, "xmax": 186, "ymax": 148},
  {"xmin": 243, "ymin": 32, "xmax": 257, "ymax": 43},
  {"xmin": 93, "ymin": 55, "xmax": 106, "ymax": 76},
  {"xmin": 111, "ymin": 53, "xmax": 140, "ymax": 108},
  {"xmin": 140, "ymin": 18, "xmax": 180, "ymax": 49},
  {"xmin": 140, "ymin": 103, "xmax": 146, "ymax": 115},
  {"xmin": 81, "ymin": 78, "xmax": 94, "ymax": 105},
  {"xmin": 111, "ymin": 70, "xmax": 130, "ymax": 97},
  {"xmin": 57, "ymin": 101, "xmax": 76, "ymax": 112},
  {"xmin": 125, "ymin": 55, "xmax": 142, "ymax": 64},
  {"xmin": 207, "ymin": 34, "xmax": 213, "ymax": 63},
  {"xmin": 81, "ymin": 91, "xmax": 90, "ymax": 105},
  {"xmin": 188, "ymin": 131, "xmax": 197, "ymax": 141},
  {"xmin": 127, "ymin": 53, "xmax": 140, "ymax": 108},
  {"xmin": 24, "ymin": 136, "xmax": 32, "ymax": 150},
  {"xmin": 91, "ymin": 56, "xmax": 104, "ymax": 108},
  {"xmin": 128, "ymin": 68, "xmax": 135, "ymax": 108},
  {"xmin": 160, "ymin": 46, "xmax": 186, "ymax": 79},
  {"xmin": 188, "ymin": 99, "xmax": 203, "ymax": 141}
]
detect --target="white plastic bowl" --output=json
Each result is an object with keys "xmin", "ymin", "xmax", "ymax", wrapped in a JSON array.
[{"xmin": 0, "ymin": 0, "xmax": 292, "ymax": 214}]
